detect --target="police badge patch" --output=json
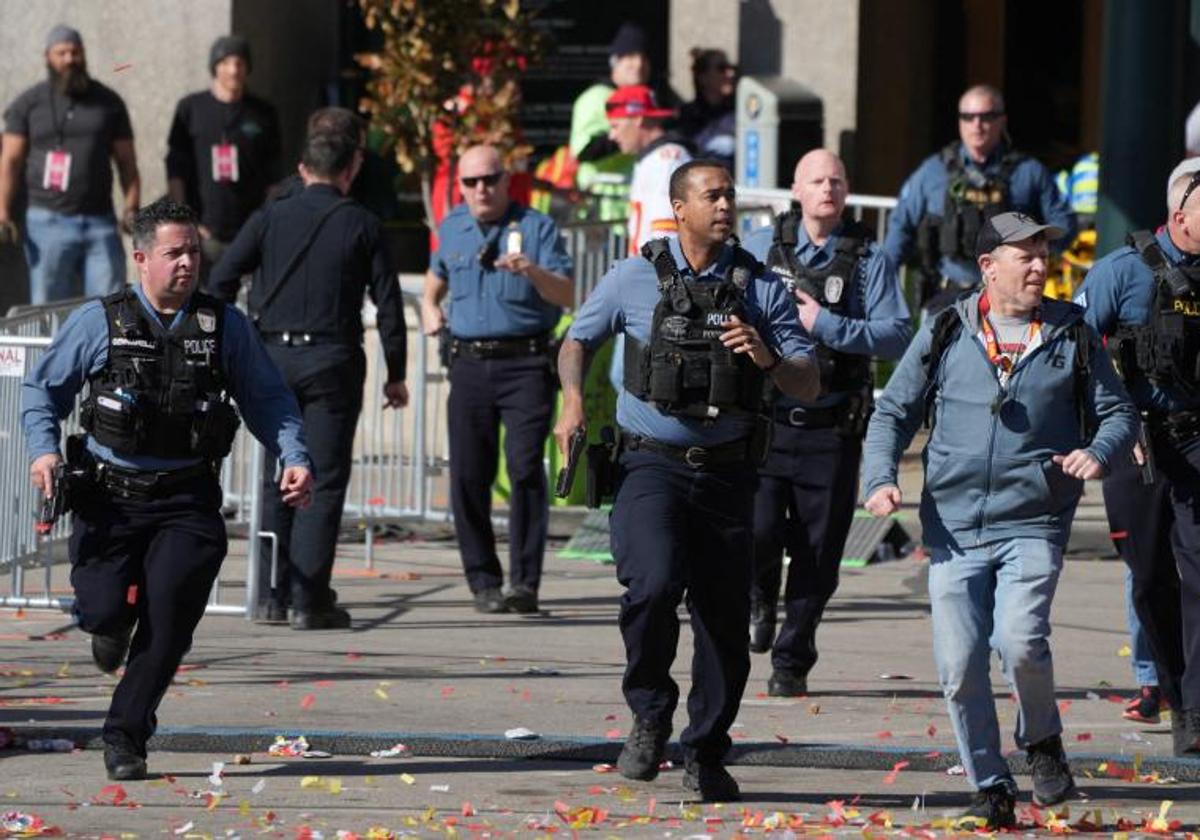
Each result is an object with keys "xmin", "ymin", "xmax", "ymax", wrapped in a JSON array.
[
  {"xmin": 824, "ymin": 275, "xmax": 844, "ymax": 304},
  {"xmin": 197, "ymin": 309, "xmax": 217, "ymax": 333}
]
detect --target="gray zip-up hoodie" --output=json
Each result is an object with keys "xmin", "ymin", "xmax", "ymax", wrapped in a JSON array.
[{"xmin": 862, "ymin": 290, "xmax": 1138, "ymax": 550}]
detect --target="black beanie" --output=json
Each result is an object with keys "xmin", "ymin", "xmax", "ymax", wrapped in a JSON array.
[{"xmin": 209, "ymin": 35, "xmax": 252, "ymax": 75}]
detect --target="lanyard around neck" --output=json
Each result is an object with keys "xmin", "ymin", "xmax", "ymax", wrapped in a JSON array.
[{"xmin": 978, "ymin": 293, "xmax": 1040, "ymax": 373}]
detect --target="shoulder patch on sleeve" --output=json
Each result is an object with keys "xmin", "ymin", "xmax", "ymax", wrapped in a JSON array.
[
  {"xmin": 1073, "ymin": 290, "xmax": 1087, "ymax": 308},
  {"xmin": 655, "ymin": 145, "xmax": 684, "ymax": 161}
]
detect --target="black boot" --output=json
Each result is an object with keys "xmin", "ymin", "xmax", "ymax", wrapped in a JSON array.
[
  {"xmin": 1027, "ymin": 734, "xmax": 1076, "ymax": 806},
  {"xmin": 749, "ymin": 599, "xmax": 776, "ymax": 654},
  {"xmin": 960, "ymin": 782, "xmax": 1016, "ymax": 829},
  {"xmin": 616, "ymin": 716, "xmax": 670, "ymax": 781},
  {"xmin": 103, "ymin": 733, "xmax": 147, "ymax": 781},
  {"xmin": 91, "ymin": 625, "xmax": 133, "ymax": 674},
  {"xmin": 682, "ymin": 758, "xmax": 741, "ymax": 802},
  {"xmin": 1173, "ymin": 707, "xmax": 1200, "ymax": 756}
]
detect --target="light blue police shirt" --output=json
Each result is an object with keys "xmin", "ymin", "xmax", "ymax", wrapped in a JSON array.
[{"xmin": 431, "ymin": 203, "xmax": 573, "ymax": 339}]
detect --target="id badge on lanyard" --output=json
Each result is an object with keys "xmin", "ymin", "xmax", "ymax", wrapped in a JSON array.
[
  {"xmin": 42, "ymin": 150, "xmax": 72, "ymax": 192},
  {"xmin": 211, "ymin": 143, "xmax": 240, "ymax": 183}
]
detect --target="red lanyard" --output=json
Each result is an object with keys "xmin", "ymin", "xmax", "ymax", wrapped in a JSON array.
[{"xmin": 978, "ymin": 294, "xmax": 1040, "ymax": 373}]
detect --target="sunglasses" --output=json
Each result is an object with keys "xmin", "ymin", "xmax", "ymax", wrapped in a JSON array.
[
  {"xmin": 958, "ymin": 111, "xmax": 1003, "ymax": 124},
  {"xmin": 460, "ymin": 172, "xmax": 504, "ymax": 189},
  {"xmin": 1181, "ymin": 170, "xmax": 1200, "ymax": 211}
]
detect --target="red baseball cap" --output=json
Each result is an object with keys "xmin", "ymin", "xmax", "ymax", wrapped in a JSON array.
[{"xmin": 606, "ymin": 85, "xmax": 675, "ymax": 120}]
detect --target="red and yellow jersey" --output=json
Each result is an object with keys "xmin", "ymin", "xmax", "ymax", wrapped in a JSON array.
[{"xmin": 627, "ymin": 139, "xmax": 692, "ymax": 255}]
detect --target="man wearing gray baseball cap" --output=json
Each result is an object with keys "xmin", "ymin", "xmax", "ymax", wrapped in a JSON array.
[
  {"xmin": 0, "ymin": 24, "xmax": 141, "ymax": 304},
  {"xmin": 862, "ymin": 209, "xmax": 1138, "ymax": 827},
  {"xmin": 1074, "ymin": 156, "xmax": 1200, "ymax": 759}
]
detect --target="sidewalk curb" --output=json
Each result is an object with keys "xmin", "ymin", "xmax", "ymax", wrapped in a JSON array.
[{"xmin": 12, "ymin": 725, "xmax": 1200, "ymax": 781}]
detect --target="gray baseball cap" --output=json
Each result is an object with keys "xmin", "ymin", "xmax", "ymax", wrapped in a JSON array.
[
  {"xmin": 975, "ymin": 211, "xmax": 1065, "ymax": 257},
  {"xmin": 45, "ymin": 25, "xmax": 82, "ymax": 51}
]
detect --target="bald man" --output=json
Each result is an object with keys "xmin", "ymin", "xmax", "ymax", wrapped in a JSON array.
[
  {"xmin": 742, "ymin": 149, "xmax": 911, "ymax": 696},
  {"xmin": 422, "ymin": 144, "xmax": 574, "ymax": 614},
  {"xmin": 883, "ymin": 84, "xmax": 1075, "ymax": 314}
]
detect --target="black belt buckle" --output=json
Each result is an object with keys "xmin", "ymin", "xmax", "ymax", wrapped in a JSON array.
[{"xmin": 683, "ymin": 446, "xmax": 708, "ymax": 468}]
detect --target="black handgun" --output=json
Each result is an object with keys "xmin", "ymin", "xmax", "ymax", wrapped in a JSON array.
[
  {"xmin": 34, "ymin": 462, "xmax": 67, "ymax": 535},
  {"xmin": 1137, "ymin": 421, "xmax": 1156, "ymax": 486},
  {"xmin": 437, "ymin": 326, "xmax": 453, "ymax": 369},
  {"xmin": 555, "ymin": 428, "xmax": 587, "ymax": 498}
]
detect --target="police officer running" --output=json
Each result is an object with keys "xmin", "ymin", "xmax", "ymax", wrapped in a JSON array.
[
  {"xmin": 741, "ymin": 149, "xmax": 911, "ymax": 695},
  {"xmin": 1074, "ymin": 157, "xmax": 1200, "ymax": 754},
  {"xmin": 22, "ymin": 198, "xmax": 312, "ymax": 781},
  {"xmin": 209, "ymin": 111, "xmax": 408, "ymax": 629},
  {"xmin": 422, "ymin": 144, "xmax": 574, "ymax": 614},
  {"xmin": 556, "ymin": 159, "xmax": 818, "ymax": 801},
  {"xmin": 883, "ymin": 84, "xmax": 1075, "ymax": 314}
]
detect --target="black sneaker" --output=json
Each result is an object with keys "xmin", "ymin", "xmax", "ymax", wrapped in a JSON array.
[
  {"xmin": 1123, "ymin": 685, "xmax": 1163, "ymax": 724},
  {"xmin": 616, "ymin": 717, "xmax": 670, "ymax": 781},
  {"xmin": 682, "ymin": 759, "xmax": 741, "ymax": 802},
  {"xmin": 473, "ymin": 587, "xmax": 508, "ymax": 614},
  {"xmin": 749, "ymin": 600, "xmax": 776, "ymax": 654},
  {"xmin": 1027, "ymin": 734, "xmax": 1076, "ymax": 806},
  {"xmin": 91, "ymin": 626, "xmax": 133, "ymax": 674},
  {"xmin": 767, "ymin": 669, "xmax": 807, "ymax": 697},
  {"xmin": 289, "ymin": 606, "xmax": 351, "ymax": 630},
  {"xmin": 103, "ymin": 735, "xmax": 147, "ymax": 781},
  {"xmin": 959, "ymin": 783, "xmax": 1016, "ymax": 829},
  {"xmin": 504, "ymin": 586, "xmax": 539, "ymax": 614}
]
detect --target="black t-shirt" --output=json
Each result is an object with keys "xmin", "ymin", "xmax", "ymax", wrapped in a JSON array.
[
  {"xmin": 3, "ymin": 79, "xmax": 133, "ymax": 216},
  {"xmin": 165, "ymin": 90, "xmax": 282, "ymax": 241}
]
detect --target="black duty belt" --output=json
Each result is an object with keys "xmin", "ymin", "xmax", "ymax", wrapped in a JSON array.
[
  {"xmin": 259, "ymin": 331, "xmax": 346, "ymax": 347},
  {"xmin": 773, "ymin": 404, "xmax": 839, "ymax": 429},
  {"xmin": 620, "ymin": 433, "xmax": 750, "ymax": 470},
  {"xmin": 97, "ymin": 460, "xmax": 217, "ymax": 500},
  {"xmin": 452, "ymin": 333, "xmax": 550, "ymax": 360},
  {"xmin": 1153, "ymin": 409, "xmax": 1200, "ymax": 446}
]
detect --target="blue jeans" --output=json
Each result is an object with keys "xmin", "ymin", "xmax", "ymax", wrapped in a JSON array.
[
  {"xmin": 23, "ymin": 206, "xmax": 125, "ymax": 305},
  {"xmin": 928, "ymin": 538, "xmax": 1064, "ymax": 792},
  {"xmin": 1125, "ymin": 566, "xmax": 1159, "ymax": 686}
]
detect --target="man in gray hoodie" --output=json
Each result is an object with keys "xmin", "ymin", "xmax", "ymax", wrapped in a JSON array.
[{"xmin": 862, "ymin": 212, "xmax": 1138, "ymax": 828}]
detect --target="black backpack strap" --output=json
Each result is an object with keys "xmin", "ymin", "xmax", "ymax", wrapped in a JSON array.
[
  {"xmin": 641, "ymin": 237, "xmax": 692, "ymax": 313},
  {"xmin": 940, "ymin": 142, "xmax": 963, "ymax": 176},
  {"xmin": 253, "ymin": 196, "xmax": 355, "ymax": 319},
  {"xmin": 1128, "ymin": 229, "xmax": 1168, "ymax": 270},
  {"xmin": 920, "ymin": 307, "xmax": 963, "ymax": 429},
  {"xmin": 774, "ymin": 208, "xmax": 800, "ymax": 250},
  {"xmin": 1070, "ymin": 320, "xmax": 1094, "ymax": 440}
]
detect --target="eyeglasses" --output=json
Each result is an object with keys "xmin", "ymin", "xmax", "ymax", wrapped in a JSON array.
[
  {"xmin": 460, "ymin": 172, "xmax": 504, "ymax": 189},
  {"xmin": 958, "ymin": 111, "xmax": 1004, "ymax": 124},
  {"xmin": 1180, "ymin": 170, "xmax": 1200, "ymax": 211}
]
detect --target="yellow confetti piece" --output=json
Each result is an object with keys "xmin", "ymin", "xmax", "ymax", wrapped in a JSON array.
[
  {"xmin": 329, "ymin": 778, "xmax": 342, "ymax": 794},
  {"xmin": 300, "ymin": 775, "xmax": 324, "ymax": 789},
  {"xmin": 1118, "ymin": 644, "xmax": 1132, "ymax": 657},
  {"xmin": 375, "ymin": 687, "xmax": 389, "ymax": 700},
  {"xmin": 239, "ymin": 799, "xmax": 250, "ymax": 817},
  {"xmin": 56, "ymin": 662, "xmax": 69, "ymax": 677},
  {"xmin": 401, "ymin": 772, "xmax": 416, "ymax": 785}
]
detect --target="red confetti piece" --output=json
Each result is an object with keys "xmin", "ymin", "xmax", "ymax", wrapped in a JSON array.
[
  {"xmin": 461, "ymin": 801, "xmax": 475, "ymax": 816},
  {"xmin": 313, "ymin": 680, "xmax": 333, "ymax": 688},
  {"xmin": 96, "ymin": 783, "xmax": 128, "ymax": 805},
  {"xmin": 603, "ymin": 713, "xmax": 616, "ymax": 720},
  {"xmin": 926, "ymin": 723, "xmax": 937, "ymax": 737},
  {"xmin": 1058, "ymin": 699, "xmax": 1073, "ymax": 713},
  {"xmin": 345, "ymin": 652, "xmax": 361, "ymax": 660},
  {"xmin": 112, "ymin": 62, "xmax": 133, "ymax": 72},
  {"xmin": 1106, "ymin": 694, "xmax": 1126, "ymax": 704},
  {"xmin": 367, "ymin": 496, "xmax": 386, "ymax": 506},
  {"xmin": 775, "ymin": 734, "xmax": 789, "ymax": 744},
  {"xmin": 604, "ymin": 728, "xmax": 623, "ymax": 739},
  {"xmin": 874, "ymin": 730, "xmax": 893, "ymax": 739},
  {"xmin": 300, "ymin": 693, "xmax": 316, "ymax": 710},
  {"xmin": 1075, "ymin": 732, "xmax": 1092, "ymax": 741},
  {"xmin": 276, "ymin": 681, "xmax": 290, "ymax": 689},
  {"xmin": 441, "ymin": 686, "xmax": 455, "ymax": 698},
  {"xmin": 882, "ymin": 760, "xmax": 910, "ymax": 784}
]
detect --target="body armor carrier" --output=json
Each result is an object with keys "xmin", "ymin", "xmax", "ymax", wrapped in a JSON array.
[
  {"xmin": 918, "ymin": 143, "xmax": 1024, "ymax": 271},
  {"xmin": 766, "ymin": 211, "xmax": 873, "ymax": 393},
  {"xmin": 623, "ymin": 238, "xmax": 766, "ymax": 419},
  {"xmin": 1111, "ymin": 231, "xmax": 1200, "ymax": 403},
  {"xmin": 81, "ymin": 289, "xmax": 241, "ymax": 459}
]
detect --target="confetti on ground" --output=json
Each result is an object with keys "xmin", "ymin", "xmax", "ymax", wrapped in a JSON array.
[
  {"xmin": 1118, "ymin": 644, "xmax": 1132, "ymax": 657},
  {"xmin": 604, "ymin": 728, "xmax": 623, "ymax": 739},
  {"xmin": 400, "ymin": 773, "xmax": 415, "ymax": 785},
  {"xmin": 505, "ymin": 727, "xmax": 539, "ymax": 740},
  {"xmin": 369, "ymin": 743, "xmax": 410, "ymax": 758},
  {"xmin": 882, "ymin": 760, "xmax": 910, "ymax": 784},
  {"xmin": 300, "ymin": 693, "xmax": 316, "ymax": 710},
  {"xmin": 268, "ymin": 735, "xmax": 309, "ymax": 757}
]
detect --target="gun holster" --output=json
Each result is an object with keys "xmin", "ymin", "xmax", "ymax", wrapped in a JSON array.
[{"xmin": 585, "ymin": 427, "xmax": 620, "ymax": 509}]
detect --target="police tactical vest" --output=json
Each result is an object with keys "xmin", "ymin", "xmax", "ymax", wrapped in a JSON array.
[
  {"xmin": 81, "ymin": 289, "xmax": 241, "ymax": 459},
  {"xmin": 623, "ymin": 239, "xmax": 766, "ymax": 419},
  {"xmin": 766, "ymin": 211, "xmax": 873, "ymax": 393},
  {"xmin": 919, "ymin": 143, "xmax": 1024, "ymax": 268},
  {"xmin": 1111, "ymin": 231, "xmax": 1200, "ymax": 402}
]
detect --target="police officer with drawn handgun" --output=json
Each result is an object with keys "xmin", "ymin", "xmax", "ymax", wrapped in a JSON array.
[
  {"xmin": 555, "ymin": 159, "xmax": 818, "ymax": 802},
  {"xmin": 22, "ymin": 198, "xmax": 311, "ymax": 782},
  {"xmin": 740, "ymin": 149, "xmax": 911, "ymax": 698},
  {"xmin": 1074, "ymin": 157, "xmax": 1200, "ymax": 755}
]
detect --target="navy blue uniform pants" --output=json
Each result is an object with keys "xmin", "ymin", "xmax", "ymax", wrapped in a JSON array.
[
  {"xmin": 448, "ymin": 355, "xmax": 554, "ymax": 593},
  {"xmin": 1102, "ymin": 432, "xmax": 1200, "ymax": 712},
  {"xmin": 751, "ymin": 424, "xmax": 862, "ymax": 677},
  {"xmin": 260, "ymin": 344, "xmax": 364, "ymax": 611},
  {"xmin": 610, "ymin": 448, "xmax": 756, "ymax": 764},
  {"xmin": 69, "ymin": 475, "xmax": 226, "ymax": 754}
]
